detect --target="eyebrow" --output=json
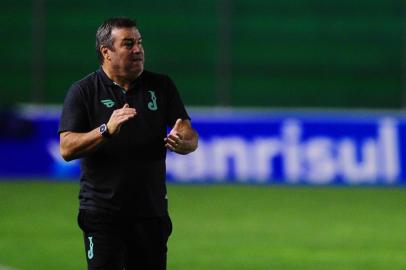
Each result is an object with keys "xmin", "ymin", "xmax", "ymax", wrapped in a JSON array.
[{"xmin": 121, "ymin": 37, "xmax": 142, "ymax": 42}]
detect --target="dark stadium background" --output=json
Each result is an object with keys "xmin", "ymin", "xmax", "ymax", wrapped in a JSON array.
[
  {"xmin": 2, "ymin": 0, "xmax": 404, "ymax": 108},
  {"xmin": 1, "ymin": 1, "xmax": 406, "ymax": 269}
]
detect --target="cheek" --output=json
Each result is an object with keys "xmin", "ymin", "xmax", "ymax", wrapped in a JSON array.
[
  {"xmin": 110, "ymin": 52, "xmax": 120, "ymax": 62},
  {"xmin": 120, "ymin": 54, "xmax": 128, "ymax": 61}
]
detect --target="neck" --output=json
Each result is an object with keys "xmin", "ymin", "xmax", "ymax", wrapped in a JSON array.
[{"xmin": 101, "ymin": 65, "xmax": 142, "ymax": 90}]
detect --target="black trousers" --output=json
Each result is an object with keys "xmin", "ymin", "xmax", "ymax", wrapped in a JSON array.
[{"xmin": 78, "ymin": 210, "xmax": 172, "ymax": 270}]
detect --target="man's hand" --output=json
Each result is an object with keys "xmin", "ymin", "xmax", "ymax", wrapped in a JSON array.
[
  {"xmin": 164, "ymin": 119, "xmax": 198, "ymax": 155},
  {"xmin": 107, "ymin": 103, "xmax": 137, "ymax": 135},
  {"xmin": 59, "ymin": 104, "xmax": 136, "ymax": 161}
]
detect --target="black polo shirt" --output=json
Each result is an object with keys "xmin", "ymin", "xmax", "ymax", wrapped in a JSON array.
[{"xmin": 59, "ymin": 68, "xmax": 190, "ymax": 217}]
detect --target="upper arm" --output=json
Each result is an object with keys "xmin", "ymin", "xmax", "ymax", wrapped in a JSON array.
[
  {"xmin": 58, "ymin": 84, "xmax": 89, "ymax": 134},
  {"xmin": 59, "ymin": 131, "xmax": 75, "ymax": 161}
]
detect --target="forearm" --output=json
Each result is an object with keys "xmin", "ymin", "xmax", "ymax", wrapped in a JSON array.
[
  {"xmin": 60, "ymin": 128, "xmax": 105, "ymax": 161},
  {"xmin": 60, "ymin": 104, "xmax": 136, "ymax": 161}
]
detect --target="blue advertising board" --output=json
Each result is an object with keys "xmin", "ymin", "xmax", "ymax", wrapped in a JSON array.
[{"xmin": 1, "ymin": 106, "xmax": 405, "ymax": 185}]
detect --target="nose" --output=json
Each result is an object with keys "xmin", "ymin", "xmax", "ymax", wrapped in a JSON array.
[{"xmin": 133, "ymin": 43, "xmax": 142, "ymax": 53}]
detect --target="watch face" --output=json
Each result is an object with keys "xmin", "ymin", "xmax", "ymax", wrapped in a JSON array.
[
  {"xmin": 100, "ymin": 124, "xmax": 106, "ymax": 133},
  {"xmin": 100, "ymin": 124, "xmax": 111, "ymax": 138}
]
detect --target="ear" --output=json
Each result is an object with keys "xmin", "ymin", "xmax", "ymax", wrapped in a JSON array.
[{"xmin": 100, "ymin": 45, "xmax": 111, "ymax": 61}]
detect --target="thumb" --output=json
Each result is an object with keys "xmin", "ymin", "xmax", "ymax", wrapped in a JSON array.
[
  {"xmin": 123, "ymin": 103, "xmax": 129, "ymax": 108},
  {"xmin": 173, "ymin": 118, "xmax": 182, "ymax": 131}
]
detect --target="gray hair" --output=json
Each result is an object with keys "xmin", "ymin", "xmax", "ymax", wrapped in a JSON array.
[{"xmin": 95, "ymin": 17, "xmax": 137, "ymax": 63}]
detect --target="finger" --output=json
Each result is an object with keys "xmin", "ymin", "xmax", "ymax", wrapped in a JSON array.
[
  {"xmin": 123, "ymin": 107, "xmax": 136, "ymax": 112},
  {"xmin": 119, "ymin": 111, "xmax": 136, "ymax": 117},
  {"xmin": 123, "ymin": 103, "xmax": 129, "ymax": 108},
  {"xmin": 165, "ymin": 143, "xmax": 176, "ymax": 151},
  {"xmin": 167, "ymin": 134, "xmax": 181, "ymax": 143},
  {"xmin": 117, "ymin": 109, "xmax": 137, "ymax": 117},
  {"xmin": 121, "ymin": 109, "xmax": 136, "ymax": 115},
  {"xmin": 175, "ymin": 132, "xmax": 183, "ymax": 140},
  {"xmin": 121, "ymin": 113, "xmax": 136, "ymax": 120},
  {"xmin": 165, "ymin": 137, "xmax": 178, "ymax": 146},
  {"xmin": 164, "ymin": 135, "xmax": 177, "ymax": 144},
  {"xmin": 168, "ymin": 133, "xmax": 180, "ymax": 140},
  {"xmin": 119, "ymin": 107, "xmax": 135, "ymax": 112},
  {"xmin": 167, "ymin": 133, "xmax": 180, "ymax": 141},
  {"xmin": 116, "ymin": 115, "xmax": 135, "ymax": 124}
]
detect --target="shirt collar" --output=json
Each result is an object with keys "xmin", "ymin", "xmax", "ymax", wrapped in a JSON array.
[
  {"xmin": 97, "ymin": 67, "xmax": 144, "ymax": 89},
  {"xmin": 97, "ymin": 67, "xmax": 115, "ymax": 86}
]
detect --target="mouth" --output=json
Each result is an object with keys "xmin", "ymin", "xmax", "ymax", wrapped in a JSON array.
[{"xmin": 132, "ymin": 54, "xmax": 144, "ymax": 62}]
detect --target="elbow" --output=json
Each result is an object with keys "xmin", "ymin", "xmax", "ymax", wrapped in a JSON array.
[
  {"xmin": 60, "ymin": 145, "xmax": 74, "ymax": 162},
  {"xmin": 59, "ymin": 132, "xmax": 77, "ymax": 161}
]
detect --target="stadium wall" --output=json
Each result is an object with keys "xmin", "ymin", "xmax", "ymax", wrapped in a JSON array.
[{"xmin": 1, "ymin": 106, "xmax": 405, "ymax": 186}]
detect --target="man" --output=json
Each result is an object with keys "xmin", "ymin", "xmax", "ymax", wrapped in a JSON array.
[{"xmin": 59, "ymin": 17, "xmax": 198, "ymax": 270}]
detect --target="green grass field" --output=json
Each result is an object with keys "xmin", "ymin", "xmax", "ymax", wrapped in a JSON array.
[{"xmin": 0, "ymin": 181, "xmax": 405, "ymax": 270}]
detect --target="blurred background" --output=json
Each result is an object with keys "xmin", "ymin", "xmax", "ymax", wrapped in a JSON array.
[
  {"xmin": 2, "ymin": 0, "xmax": 405, "ymax": 108},
  {"xmin": 1, "ymin": 0, "xmax": 406, "ymax": 270}
]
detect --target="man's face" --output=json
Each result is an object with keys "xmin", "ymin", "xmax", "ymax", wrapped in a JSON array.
[{"xmin": 106, "ymin": 27, "xmax": 144, "ymax": 77}]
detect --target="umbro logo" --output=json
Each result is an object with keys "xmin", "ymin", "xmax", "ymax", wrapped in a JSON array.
[{"xmin": 101, "ymin": 99, "xmax": 115, "ymax": 108}]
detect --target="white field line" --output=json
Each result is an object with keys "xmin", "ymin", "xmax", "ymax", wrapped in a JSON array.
[{"xmin": 0, "ymin": 265, "xmax": 16, "ymax": 270}]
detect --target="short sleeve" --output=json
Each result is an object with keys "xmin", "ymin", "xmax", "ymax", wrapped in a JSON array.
[
  {"xmin": 58, "ymin": 83, "xmax": 90, "ymax": 134},
  {"xmin": 165, "ymin": 76, "xmax": 190, "ymax": 127}
]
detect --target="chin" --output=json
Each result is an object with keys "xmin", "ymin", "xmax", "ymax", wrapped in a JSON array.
[
  {"xmin": 132, "ymin": 63, "xmax": 144, "ymax": 71},
  {"xmin": 134, "ymin": 67, "xmax": 144, "ymax": 76},
  {"xmin": 125, "ymin": 66, "xmax": 141, "ymax": 75}
]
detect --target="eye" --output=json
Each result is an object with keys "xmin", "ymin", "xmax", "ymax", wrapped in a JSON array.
[{"xmin": 124, "ymin": 41, "xmax": 134, "ymax": 48}]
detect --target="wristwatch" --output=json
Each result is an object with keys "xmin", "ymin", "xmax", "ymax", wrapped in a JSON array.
[{"xmin": 99, "ymin": 123, "xmax": 111, "ymax": 138}]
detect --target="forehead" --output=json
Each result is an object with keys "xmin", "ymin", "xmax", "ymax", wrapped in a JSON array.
[{"xmin": 111, "ymin": 27, "xmax": 141, "ymax": 41}]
